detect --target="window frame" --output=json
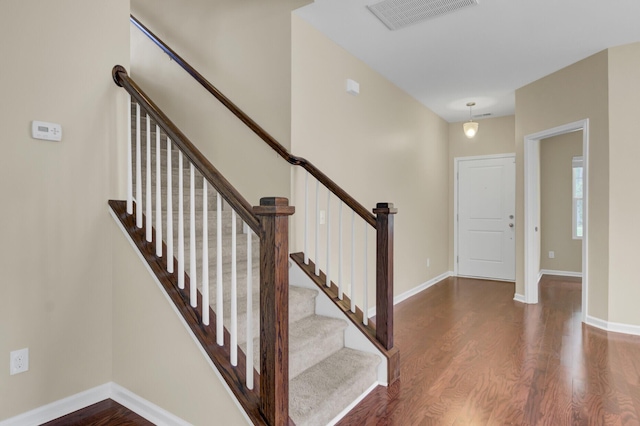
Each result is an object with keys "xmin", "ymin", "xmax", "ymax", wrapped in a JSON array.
[{"xmin": 572, "ymin": 156, "xmax": 584, "ymax": 240}]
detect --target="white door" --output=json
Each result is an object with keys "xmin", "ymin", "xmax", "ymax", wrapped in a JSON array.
[{"xmin": 457, "ymin": 156, "xmax": 515, "ymax": 281}]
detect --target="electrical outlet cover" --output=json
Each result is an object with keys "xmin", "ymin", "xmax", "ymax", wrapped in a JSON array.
[{"xmin": 10, "ymin": 348, "xmax": 29, "ymax": 375}]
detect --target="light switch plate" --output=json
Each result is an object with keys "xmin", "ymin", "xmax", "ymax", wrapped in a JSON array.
[{"xmin": 32, "ymin": 121, "xmax": 62, "ymax": 142}]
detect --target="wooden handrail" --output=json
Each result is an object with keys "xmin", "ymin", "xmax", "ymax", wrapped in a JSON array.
[
  {"xmin": 130, "ymin": 15, "xmax": 376, "ymax": 228},
  {"xmin": 112, "ymin": 65, "xmax": 261, "ymax": 234}
]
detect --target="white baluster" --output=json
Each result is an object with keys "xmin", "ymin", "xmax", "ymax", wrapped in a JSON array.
[
  {"xmin": 155, "ymin": 125, "xmax": 162, "ymax": 257},
  {"xmin": 166, "ymin": 138, "xmax": 173, "ymax": 273},
  {"xmin": 351, "ymin": 211, "xmax": 356, "ymax": 313},
  {"xmin": 145, "ymin": 114, "xmax": 152, "ymax": 242},
  {"xmin": 246, "ymin": 227, "xmax": 253, "ymax": 389},
  {"xmin": 338, "ymin": 201, "xmax": 343, "ymax": 299},
  {"xmin": 363, "ymin": 224, "xmax": 368, "ymax": 326},
  {"xmin": 216, "ymin": 194, "xmax": 223, "ymax": 346},
  {"xmin": 304, "ymin": 171, "xmax": 309, "ymax": 265},
  {"xmin": 135, "ymin": 104, "xmax": 142, "ymax": 228},
  {"xmin": 189, "ymin": 164, "xmax": 197, "ymax": 308},
  {"xmin": 202, "ymin": 180, "xmax": 209, "ymax": 326},
  {"xmin": 178, "ymin": 152, "xmax": 185, "ymax": 289},
  {"xmin": 315, "ymin": 180, "xmax": 320, "ymax": 276},
  {"xmin": 326, "ymin": 191, "xmax": 331, "ymax": 288},
  {"xmin": 231, "ymin": 210, "xmax": 238, "ymax": 366},
  {"xmin": 126, "ymin": 95, "xmax": 133, "ymax": 215}
]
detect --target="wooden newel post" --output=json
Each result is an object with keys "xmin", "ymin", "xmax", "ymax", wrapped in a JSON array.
[
  {"xmin": 253, "ymin": 197, "xmax": 294, "ymax": 426},
  {"xmin": 373, "ymin": 202, "xmax": 397, "ymax": 350}
]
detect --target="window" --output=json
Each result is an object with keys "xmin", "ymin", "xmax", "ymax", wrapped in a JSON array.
[{"xmin": 572, "ymin": 156, "xmax": 583, "ymax": 239}]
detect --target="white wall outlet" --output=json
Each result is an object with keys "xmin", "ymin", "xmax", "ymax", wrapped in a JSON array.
[
  {"xmin": 319, "ymin": 210, "xmax": 326, "ymax": 225},
  {"xmin": 548, "ymin": 251, "xmax": 555, "ymax": 259},
  {"xmin": 10, "ymin": 348, "xmax": 29, "ymax": 375}
]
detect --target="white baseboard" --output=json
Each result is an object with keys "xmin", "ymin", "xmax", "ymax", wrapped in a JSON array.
[
  {"xmin": 110, "ymin": 383, "xmax": 191, "ymax": 426},
  {"xmin": 540, "ymin": 269, "xmax": 583, "ymax": 278},
  {"xmin": 513, "ymin": 293, "xmax": 526, "ymax": 303},
  {"xmin": 0, "ymin": 384, "xmax": 111, "ymax": 426},
  {"xmin": 367, "ymin": 271, "xmax": 453, "ymax": 318},
  {"xmin": 0, "ymin": 383, "xmax": 189, "ymax": 426},
  {"xmin": 586, "ymin": 315, "xmax": 640, "ymax": 336}
]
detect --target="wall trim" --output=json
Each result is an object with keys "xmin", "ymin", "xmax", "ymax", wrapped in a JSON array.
[
  {"xmin": 110, "ymin": 383, "xmax": 191, "ymax": 426},
  {"xmin": 0, "ymin": 384, "xmax": 111, "ymax": 426},
  {"xmin": 586, "ymin": 315, "xmax": 640, "ymax": 336},
  {"xmin": 368, "ymin": 271, "xmax": 452, "ymax": 317},
  {"xmin": 513, "ymin": 293, "xmax": 526, "ymax": 303},
  {"xmin": 0, "ymin": 383, "xmax": 189, "ymax": 426},
  {"xmin": 540, "ymin": 269, "xmax": 583, "ymax": 278}
]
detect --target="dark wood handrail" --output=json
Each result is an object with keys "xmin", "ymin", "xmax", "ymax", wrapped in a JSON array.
[
  {"xmin": 112, "ymin": 65, "xmax": 261, "ymax": 234},
  {"xmin": 130, "ymin": 14, "xmax": 376, "ymax": 228}
]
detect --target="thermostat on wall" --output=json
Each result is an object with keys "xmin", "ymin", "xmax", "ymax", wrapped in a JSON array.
[{"xmin": 32, "ymin": 121, "xmax": 62, "ymax": 142}]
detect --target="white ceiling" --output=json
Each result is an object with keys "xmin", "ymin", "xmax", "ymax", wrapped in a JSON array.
[{"xmin": 295, "ymin": 0, "xmax": 640, "ymax": 122}]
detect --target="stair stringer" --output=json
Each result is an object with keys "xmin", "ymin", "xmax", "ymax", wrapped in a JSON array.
[{"xmin": 289, "ymin": 260, "xmax": 388, "ymax": 386}]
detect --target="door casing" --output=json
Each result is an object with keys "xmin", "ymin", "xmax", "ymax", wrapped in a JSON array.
[{"xmin": 523, "ymin": 119, "xmax": 589, "ymax": 322}]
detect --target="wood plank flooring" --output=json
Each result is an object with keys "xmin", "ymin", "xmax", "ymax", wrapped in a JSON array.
[
  {"xmin": 40, "ymin": 275, "xmax": 640, "ymax": 425},
  {"xmin": 338, "ymin": 275, "xmax": 640, "ymax": 425},
  {"xmin": 41, "ymin": 399, "xmax": 153, "ymax": 426}
]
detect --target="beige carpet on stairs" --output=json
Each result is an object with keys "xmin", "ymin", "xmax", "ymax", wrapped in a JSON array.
[{"xmin": 134, "ymin": 115, "xmax": 381, "ymax": 425}]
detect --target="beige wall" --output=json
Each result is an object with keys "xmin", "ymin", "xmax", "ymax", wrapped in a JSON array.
[
  {"xmin": 0, "ymin": 1, "xmax": 129, "ymax": 420},
  {"xmin": 607, "ymin": 42, "xmax": 640, "ymax": 326},
  {"xmin": 291, "ymin": 15, "xmax": 449, "ymax": 299},
  {"xmin": 539, "ymin": 133, "xmax": 583, "ymax": 273},
  {"xmin": 110, "ymin": 221, "xmax": 246, "ymax": 425},
  {"xmin": 515, "ymin": 50, "xmax": 610, "ymax": 319},
  {"xmin": 448, "ymin": 115, "xmax": 515, "ymax": 270},
  {"xmin": 129, "ymin": 0, "xmax": 296, "ymax": 205}
]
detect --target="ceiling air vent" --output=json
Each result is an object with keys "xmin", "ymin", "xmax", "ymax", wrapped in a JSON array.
[{"xmin": 368, "ymin": 0, "xmax": 479, "ymax": 31}]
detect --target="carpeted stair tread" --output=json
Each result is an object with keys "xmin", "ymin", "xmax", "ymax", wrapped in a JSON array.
[
  {"xmin": 245, "ymin": 314, "xmax": 348, "ymax": 381},
  {"xmin": 232, "ymin": 285, "xmax": 318, "ymax": 347},
  {"xmin": 289, "ymin": 315, "xmax": 348, "ymax": 379},
  {"xmin": 289, "ymin": 348, "xmax": 381, "ymax": 426}
]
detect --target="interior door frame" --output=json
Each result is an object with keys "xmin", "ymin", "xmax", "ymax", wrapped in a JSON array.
[
  {"xmin": 454, "ymin": 153, "xmax": 516, "ymax": 278},
  {"xmin": 523, "ymin": 119, "xmax": 589, "ymax": 322}
]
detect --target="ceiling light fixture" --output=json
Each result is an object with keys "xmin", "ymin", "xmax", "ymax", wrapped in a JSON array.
[{"xmin": 463, "ymin": 102, "xmax": 479, "ymax": 139}]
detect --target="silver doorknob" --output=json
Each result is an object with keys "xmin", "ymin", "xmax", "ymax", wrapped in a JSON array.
[{"xmin": 509, "ymin": 223, "xmax": 514, "ymax": 228}]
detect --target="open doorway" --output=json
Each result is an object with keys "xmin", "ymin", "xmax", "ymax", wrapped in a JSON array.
[
  {"xmin": 524, "ymin": 119, "xmax": 589, "ymax": 322},
  {"xmin": 539, "ymin": 132, "xmax": 583, "ymax": 277}
]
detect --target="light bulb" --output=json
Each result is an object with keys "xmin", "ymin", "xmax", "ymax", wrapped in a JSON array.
[{"xmin": 463, "ymin": 121, "xmax": 478, "ymax": 139}]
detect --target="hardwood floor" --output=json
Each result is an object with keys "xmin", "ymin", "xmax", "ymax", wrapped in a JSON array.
[
  {"xmin": 37, "ymin": 275, "xmax": 640, "ymax": 425},
  {"xmin": 41, "ymin": 399, "xmax": 152, "ymax": 426},
  {"xmin": 339, "ymin": 275, "xmax": 640, "ymax": 425}
]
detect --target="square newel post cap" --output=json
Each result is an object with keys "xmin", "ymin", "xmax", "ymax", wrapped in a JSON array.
[
  {"xmin": 253, "ymin": 197, "xmax": 295, "ymax": 216},
  {"xmin": 373, "ymin": 202, "xmax": 398, "ymax": 215}
]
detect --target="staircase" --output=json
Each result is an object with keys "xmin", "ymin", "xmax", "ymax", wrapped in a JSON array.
[{"xmin": 130, "ymin": 112, "xmax": 381, "ymax": 425}]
